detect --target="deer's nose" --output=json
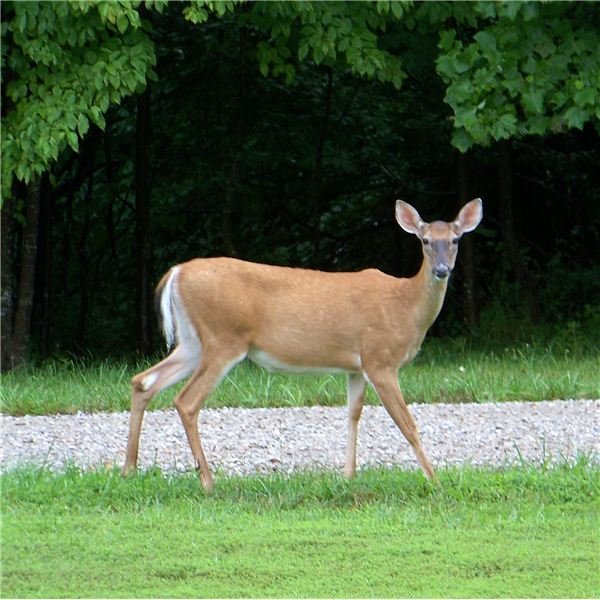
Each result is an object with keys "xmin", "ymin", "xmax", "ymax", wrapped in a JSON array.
[{"xmin": 434, "ymin": 265, "xmax": 450, "ymax": 279}]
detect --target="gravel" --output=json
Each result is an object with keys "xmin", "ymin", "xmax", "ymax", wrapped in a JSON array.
[{"xmin": 1, "ymin": 400, "xmax": 598, "ymax": 477}]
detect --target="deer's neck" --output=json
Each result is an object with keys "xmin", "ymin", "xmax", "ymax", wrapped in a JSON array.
[{"xmin": 409, "ymin": 259, "xmax": 450, "ymax": 331}]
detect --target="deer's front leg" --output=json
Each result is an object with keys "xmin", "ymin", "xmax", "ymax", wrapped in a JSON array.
[
  {"xmin": 345, "ymin": 373, "xmax": 367, "ymax": 477},
  {"xmin": 366, "ymin": 369, "xmax": 435, "ymax": 480}
]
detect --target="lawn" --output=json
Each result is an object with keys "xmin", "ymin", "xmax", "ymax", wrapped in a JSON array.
[
  {"xmin": 1, "ymin": 339, "xmax": 598, "ymax": 416},
  {"xmin": 2, "ymin": 462, "xmax": 599, "ymax": 598},
  {"xmin": 2, "ymin": 338, "xmax": 598, "ymax": 597}
]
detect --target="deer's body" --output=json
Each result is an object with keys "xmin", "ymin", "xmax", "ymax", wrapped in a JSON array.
[
  {"xmin": 123, "ymin": 199, "xmax": 482, "ymax": 490},
  {"xmin": 166, "ymin": 257, "xmax": 444, "ymax": 375}
]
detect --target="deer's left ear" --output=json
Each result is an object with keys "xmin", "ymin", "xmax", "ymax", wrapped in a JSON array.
[{"xmin": 454, "ymin": 198, "xmax": 483, "ymax": 234}]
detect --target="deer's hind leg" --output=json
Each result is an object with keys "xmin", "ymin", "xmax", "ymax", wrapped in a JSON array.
[
  {"xmin": 123, "ymin": 344, "xmax": 199, "ymax": 475},
  {"xmin": 173, "ymin": 341, "xmax": 248, "ymax": 491}
]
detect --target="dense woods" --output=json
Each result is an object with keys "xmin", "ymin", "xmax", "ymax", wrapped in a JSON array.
[{"xmin": 2, "ymin": 1, "xmax": 599, "ymax": 368}]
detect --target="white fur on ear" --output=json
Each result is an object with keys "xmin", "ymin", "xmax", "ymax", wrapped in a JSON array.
[
  {"xmin": 395, "ymin": 200, "xmax": 425, "ymax": 235},
  {"xmin": 454, "ymin": 198, "xmax": 483, "ymax": 233}
]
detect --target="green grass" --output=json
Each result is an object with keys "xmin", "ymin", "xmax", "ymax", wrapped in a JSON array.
[
  {"xmin": 3, "ymin": 338, "xmax": 597, "ymax": 598},
  {"xmin": 2, "ymin": 461, "xmax": 599, "ymax": 598},
  {"xmin": 1, "ymin": 339, "xmax": 598, "ymax": 416}
]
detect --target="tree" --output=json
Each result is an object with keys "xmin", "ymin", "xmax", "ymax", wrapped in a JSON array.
[
  {"xmin": 2, "ymin": 1, "xmax": 599, "ymax": 365},
  {"xmin": 1, "ymin": 0, "xmax": 164, "ymax": 366},
  {"xmin": 1, "ymin": 0, "xmax": 415, "ymax": 365},
  {"xmin": 430, "ymin": 2, "xmax": 600, "ymax": 323},
  {"xmin": 434, "ymin": 2, "xmax": 600, "ymax": 151},
  {"xmin": 1, "ymin": 1, "xmax": 163, "ymax": 197},
  {"xmin": 5, "ymin": 1, "xmax": 599, "ymax": 198}
]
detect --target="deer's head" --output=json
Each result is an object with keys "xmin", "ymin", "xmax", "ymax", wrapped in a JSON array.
[{"xmin": 395, "ymin": 199, "xmax": 483, "ymax": 280}]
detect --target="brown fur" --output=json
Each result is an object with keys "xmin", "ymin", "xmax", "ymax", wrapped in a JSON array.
[{"xmin": 122, "ymin": 199, "xmax": 483, "ymax": 491}]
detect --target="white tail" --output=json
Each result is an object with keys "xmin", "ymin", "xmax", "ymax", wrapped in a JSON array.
[
  {"xmin": 123, "ymin": 199, "xmax": 483, "ymax": 491},
  {"xmin": 158, "ymin": 266, "xmax": 179, "ymax": 349}
]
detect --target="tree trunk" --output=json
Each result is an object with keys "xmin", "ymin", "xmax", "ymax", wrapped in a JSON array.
[
  {"xmin": 310, "ymin": 69, "xmax": 334, "ymax": 267},
  {"xmin": 104, "ymin": 122, "xmax": 120, "ymax": 265},
  {"xmin": 222, "ymin": 159, "xmax": 239, "ymax": 257},
  {"xmin": 10, "ymin": 179, "xmax": 42, "ymax": 369},
  {"xmin": 75, "ymin": 170, "xmax": 94, "ymax": 351},
  {"xmin": 457, "ymin": 152, "xmax": 479, "ymax": 332},
  {"xmin": 135, "ymin": 87, "xmax": 153, "ymax": 354},
  {"xmin": 497, "ymin": 141, "xmax": 540, "ymax": 323},
  {"xmin": 37, "ymin": 174, "xmax": 53, "ymax": 358},
  {"xmin": 1, "ymin": 192, "xmax": 16, "ymax": 371},
  {"xmin": 222, "ymin": 25, "xmax": 250, "ymax": 257}
]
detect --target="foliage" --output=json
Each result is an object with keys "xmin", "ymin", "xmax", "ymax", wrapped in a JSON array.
[
  {"xmin": 248, "ymin": 0, "xmax": 408, "ymax": 86},
  {"xmin": 1, "ymin": 0, "xmax": 164, "ymax": 200},
  {"xmin": 2, "ymin": 463, "xmax": 599, "ymax": 597},
  {"xmin": 434, "ymin": 2, "xmax": 600, "ymax": 150},
  {"xmin": 3, "ymin": 1, "xmax": 600, "ymax": 199},
  {"xmin": 1, "ymin": 0, "xmax": 409, "ymax": 202},
  {"xmin": 182, "ymin": 0, "xmax": 240, "ymax": 25},
  {"xmin": 1, "ymin": 1, "xmax": 599, "ymax": 360}
]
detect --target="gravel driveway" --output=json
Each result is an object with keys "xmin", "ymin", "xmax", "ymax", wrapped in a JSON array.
[{"xmin": 2, "ymin": 400, "xmax": 598, "ymax": 477}]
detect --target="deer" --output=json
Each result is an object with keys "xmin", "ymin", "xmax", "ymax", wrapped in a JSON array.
[{"xmin": 122, "ymin": 198, "xmax": 483, "ymax": 491}]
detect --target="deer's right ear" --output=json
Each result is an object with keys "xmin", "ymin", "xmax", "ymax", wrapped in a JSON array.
[{"xmin": 395, "ymin": 200, "xmax": 424, "ymax": 235}]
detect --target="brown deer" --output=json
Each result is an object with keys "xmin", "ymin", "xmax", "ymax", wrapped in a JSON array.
[{"xmin": 123, "ymin": 199, "xmax": 483, "ymax": 490}]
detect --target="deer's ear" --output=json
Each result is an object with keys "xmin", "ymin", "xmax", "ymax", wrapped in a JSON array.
[
  {"xmin": 454, "ymin": 198, "xmax": 483, "ymax": 233},
  {"xmin": 395, "ymin": 200, "xmax": 424, "ymax": 235}
]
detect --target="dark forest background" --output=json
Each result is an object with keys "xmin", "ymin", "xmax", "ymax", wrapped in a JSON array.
[{"xmin": 2, "ymin": 2, "xmax": 600, "ymax": 368}]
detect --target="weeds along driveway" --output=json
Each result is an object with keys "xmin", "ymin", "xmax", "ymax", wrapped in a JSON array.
[{"xmin": 1, "ymin": 400, "xmax": 599, "ymax": 476}]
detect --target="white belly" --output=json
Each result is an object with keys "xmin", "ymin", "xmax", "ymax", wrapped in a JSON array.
[{"xmin": 247, "ymin": 347, "xmax": 359, "ymax": 375}]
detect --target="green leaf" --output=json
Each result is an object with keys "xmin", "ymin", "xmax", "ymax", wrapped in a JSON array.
[
  {"xmin": 390, "ymin": 1, "xmax": 405, "ymax": 19},
  {"xmin": 98, "ymin": 93, "xmax": 109, "ymax": 113},
  {"xmin": 183, "ymin": 6, "xmax": 208, "ymax": 24},
  {"xmin": 502, "ymin": 2, "xmax": 521, "ymax": 20},
  {"xmin": 298, "ymin": 41, "xmax": 309, "ymax": 62},
  {"xmin": 117, "ymin": 14, "xmax": 128, "ymax": 34},
  {"xmin": 436, "ymin": 54, "xmax": 454, "ymax": 80},
  {"xmin": 499, "ymin": 112, "xmax": 518, "ymax": 130},
  {"xmin": 453, "ymin": 54, "xmax": 472, "ymax": 75},
  {"xmin": 84, "ymin": 50, "xmax": 97, "ymax": 64},
  {"xmin": 474, "ymin": 30, "xmax": 497, "ymax": 54},
  {"xmin": 77, "ymin": 114, "xmax": 89, "ymax": 137},
  {"xmin": 449, "ymin": 79, "xmax": 474, "ymax": 104},
  {"xmin": 574, "ymin": 87, "xmax": 596, "ymax": 107},
  {"xmin": 451, "ymin": 127, "xmax": 474, "ymax": 153},
  {"xmin": 17, "ymin": 10, "xmax": 28, "ymax": 33},
  {"xmin": 522, "ymin": 89, "xmax": 544, "ymax": 115},
  {"xmin": 89, "ymin": 106, "xmax": 104, "ymax": 128},
  {"xmin": 313, "ymin": 45, "xmax": 324, "ymax": 65},
  {"xmin": 563, "ymin": 106, "xmax": 587, "ymax": 129},
  {"xmin": 213, "ymin": 1, "xmax": 227, "ymax": 17},
  {"xmin": 454, "ymin": 106, "xmax": 478, "ymax": 129},
  {"xmin": 527, "ymin": 115, "xmax": 550, "ymax": 136},
  {"xmin": 439, "ymin": 30, "xmax": 456, "ymax": 52},
  {"xmin": 474, "ymin": 1, "xmax": 496, "ymax": 19},
  {"xmin": 66, "ymin": 130, "xmax": 79, "ymax": 151}
]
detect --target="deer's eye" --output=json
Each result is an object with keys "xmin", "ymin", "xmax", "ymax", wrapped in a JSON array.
[
  {"xmin": 452, "ymin": 238, "xmax": 459, "ymax": 245},
  {"xmin": 422, "ymin": 238, "xmax": 430, "ymax": 245}
]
